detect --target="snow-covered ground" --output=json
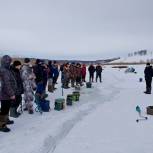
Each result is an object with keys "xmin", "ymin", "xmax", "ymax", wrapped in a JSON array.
[
  {"xmin": 111, "ymin": 54, "xmax": 153, "ymax": 63},
  {"xmin": 1, "ymin": 64, "xmax": 153, "ymax": 153}
]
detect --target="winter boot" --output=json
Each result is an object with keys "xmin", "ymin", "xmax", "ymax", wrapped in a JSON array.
[
  {"xmin": 0, "ymin": 115, "xmax": 6, "ymax": 127},
  {"xmin": 28, "ymin": 103, "xmax": 34, "ymax": 114},
  {"xmin": 7, "ymin": 119, "xmax": 14, "ymax": 125},
  {"xmin": 0, "ymin": 115, "xmax": 10, "ymax": 132},
  {"xmin": 144, "ymin": 87, "xmax": 151, "ymax": 94},
  {"xmin": 10, "ymin": 107, "xmax": 19, "ymax": 118},
  {"xmin": 28, "ymin": 109, "xmax": 34, "ymax": 114},
  {"xmin": 0, "ymin": 124, "xmax": 11, "ymax": 132},
  {"xmin": 15, "ymin": 107, "xmax": 21, "ymax": 116}
]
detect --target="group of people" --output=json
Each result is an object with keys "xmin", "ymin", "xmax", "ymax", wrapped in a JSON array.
[
  {"xmin": 60, "ymin": 63, "xmax": 103, "ymax": 89},
  {"xmin": 0, "ymin": 55, "xmax": 103, "ymax": 133},
  {"xmin": 0, "ymin": 55, "xmax": 59, "ymax": 132}
]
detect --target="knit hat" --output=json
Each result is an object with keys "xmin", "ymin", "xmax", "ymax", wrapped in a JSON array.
[
  {"xmin": 146, "ymin": 63, "xmax": 150, "ymax": 66},
  {"xmin": 24, "ymin": 58, "xmax": 30, "ymax": 63},
  {"xmin": 13, "ymin": 60, "xmax": 21, "ymax": 67},
  {"xmin": 1, "ymin": 55, "xmax": 12, "ymax": 68},
  {"xmin": 36, "ymin": 59, "xmax": 41, "ymax": 64}
]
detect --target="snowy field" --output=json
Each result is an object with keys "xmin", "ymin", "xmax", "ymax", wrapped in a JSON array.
[
  {"xmin": 111, "ymin": 53, "xmax": 153, "ymax": 64},
  {"xmin": 1, "ymin": 64, "xmax": 153, "ymax": 153}
]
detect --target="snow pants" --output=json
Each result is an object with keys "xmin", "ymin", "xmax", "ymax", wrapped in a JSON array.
[{"xmin": 96, "ymin": 73, "xmax": 102, "ymax": 82}]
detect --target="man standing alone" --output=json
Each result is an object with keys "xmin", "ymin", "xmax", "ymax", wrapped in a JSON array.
[{"xmin": 144, "ymin": 63, "xmax": 153, "ymax": 94}]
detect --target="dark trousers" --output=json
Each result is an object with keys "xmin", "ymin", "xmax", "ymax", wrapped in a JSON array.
[
  {"xmin": 0, "ymin": 100, "xmax": 11, "ymax": 115},
  {"xmin": 53, "ymin": 76, "xmax": 58, "ymax": 84},
  {"xmin": 145, "ymin": 78, "xmax": 152, "ymax": 92},
  {"xmin": 43, "ymin": 80, "xmax": 48, "ymax": 90},
  {"xmin": 96, "ymin": 73, "xmax": 102, "ymax": 82},
  {"xmin": 11, "ymin": 95, "xmax": 22, "ymax": 108},
  {"xmin": 89, "ymin": 73, "xmax": 94, "ymax": 82},
  {"xmin": 82, "ymin": 75, "xmax": 86, "ymax": 82}
]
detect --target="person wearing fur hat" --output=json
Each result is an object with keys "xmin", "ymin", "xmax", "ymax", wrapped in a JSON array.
[
  {"xmin": 21, "ymin": 58, "xmax": 36, "ymax": 114},
  {"xmin": 144, "ymin": 63, "xmax": 153, "ymax": 94},
  {"xmin": 0, "ymin": 55, "xmax": 17, "ymax": 132},
  {"xmin": 10, "ymin": 60, "xmax": 24, "ymax": 118}
]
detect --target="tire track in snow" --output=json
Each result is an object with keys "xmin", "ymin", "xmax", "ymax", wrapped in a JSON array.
[{"xmin": 37, "ymin": 71, "xmax": 123, "ymax": 153}]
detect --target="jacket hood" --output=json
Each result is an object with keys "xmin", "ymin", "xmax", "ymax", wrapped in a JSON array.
[{"xmin": 1, "ymin": 55, "xmax": 12, "ymax": 69}]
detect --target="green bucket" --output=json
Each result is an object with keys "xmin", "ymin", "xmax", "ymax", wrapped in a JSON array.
[
  {"xmin": 66, "ymin": 94, "xmax": 73, "ymax": 106},
  {"xmin": 54, "ymin": 98, "xmax": 65, "ymax": 111},
  {"xmin": 86, "ymin": 82, "xmax": 92, "ymax": 88},
  {"xmin": 72, "ymin": 91, "xmax": 80, "ymax": 101}
]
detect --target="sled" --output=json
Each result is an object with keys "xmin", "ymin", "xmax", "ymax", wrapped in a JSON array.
[{"xmin": 136, "ymin": 105, "xmax": 148, "ymax": 122}]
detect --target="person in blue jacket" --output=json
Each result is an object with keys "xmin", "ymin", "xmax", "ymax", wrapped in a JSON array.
[{"xmin": 52, "ymin": 61, "xmax": 59, "ymax": 89}]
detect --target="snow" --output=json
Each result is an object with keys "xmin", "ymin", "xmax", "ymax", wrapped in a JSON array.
[
  {"xmin": 1, "ymin": 64, "xmax": 153, "ymax": 153},
  {"xmin": 111, "ymin": 54, "xmax": 153, "ymax": 63}
]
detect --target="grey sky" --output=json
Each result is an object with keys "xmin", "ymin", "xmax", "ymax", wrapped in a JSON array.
[{"xmin": 0, "ymin": 0, "xmax": 153, "ymax": 60}]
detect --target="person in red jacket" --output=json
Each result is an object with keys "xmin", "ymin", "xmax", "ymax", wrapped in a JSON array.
[{"xmin": 81, "ymin": 64, "xmax": 86, "ymax": 82}]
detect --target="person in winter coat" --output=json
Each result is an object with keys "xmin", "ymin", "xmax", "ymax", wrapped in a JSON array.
[
  {"xmin": 95, "ymin": 63, "xmax": 103, "ymax": 82},
  {"xmin": 21, "ymin": 58, "xmax": 36, "ymax": 114},
  {"xmin": 48, "ymin": 61, "xmax": 53, "ymax": 80},
  {"xmin": 60, "ymin": 64, "xmax": 64, "ymax": 83},
  {"xmin": 52, "ymin": 61, "xmax": 59, "ymax": 89},
  {"xmin": 33, "ymin": 59, "xmax": 44, "ymax": 85},
  {"xmin": 62, "ymin": 63, "xmax": 70, "ymax": 89},
  {"xmin": 81, "ymin": 64, "xmax": 86, "ymax": 82},
  {"xmin": 144, "ymin": 63, "xmax": 153, "ymax": 94},
  {"xmin": 10, "ymin": 60, "xmax": 24, "ymax": 118},
  {"xmin": 88, "ymin": 64, "xmax": 95, "ymax": 82},
  {"xmin": 0, "ymin": 55, "xmax": 17, "ymax": 132},
  {"xmin": 42, "ymin": 62, "xmax": 49, "ymax": 90},
  {"xmin": 76, "ymin": 63, "xmax": 82, "ymax": 86},
  {"xmin": 69, "ymin": 63, "xmax": 77, "ymax": 87}
]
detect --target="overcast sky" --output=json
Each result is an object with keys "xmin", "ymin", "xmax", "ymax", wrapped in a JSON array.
[{"xmin": 0, "ymin": 0, "xmax": 153, "ymax": 60}]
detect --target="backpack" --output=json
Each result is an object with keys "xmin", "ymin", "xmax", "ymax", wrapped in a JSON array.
[{"xmin": 40, "ymin": 100, "xmax": 50, "ymax": 112}]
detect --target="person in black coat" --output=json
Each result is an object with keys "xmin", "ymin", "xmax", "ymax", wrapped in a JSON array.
[
  {"xmin": 52, "ymin": 61, "xmax": 59, "ymax": 86},
  {"xmin": 88, "ymin": 64, "xmax": 95, "ymax": 82},
  {"xmin": 144, "ymin": 63, "xmax": 153, "ymax": 94},
  {"xmin": 0, "ymin": 55, "xmax": 17, "ymax": 132},
  {"xmin": 42, "ymin": 62, "xmax": 49, "ymax": 90},
  {"xmin": 48, "ymin": 61, "xmax": 53, "ymax": 80},
  {"xmin": 10, "ymin": 61, "xmax": 24, "ymax": 117},
  {"xmin": 33, "ymin": 59, "xmax": 44, "ymax": 85},
  {"xmin": 96, "ymin": 64, "xmax": 103, "ymax": 82}
]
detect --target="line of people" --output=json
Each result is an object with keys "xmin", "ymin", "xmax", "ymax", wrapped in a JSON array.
[
  {"xmin": 0, "ymin": 55, "xmax": 103, "ymax": 132},
  {"xmin": 60, "ymin": 62, "xmax": 103, "ymax": 89},
  {"xmin": 0, "ymin": 56, "xmax": 60, "ymax": 132}
]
